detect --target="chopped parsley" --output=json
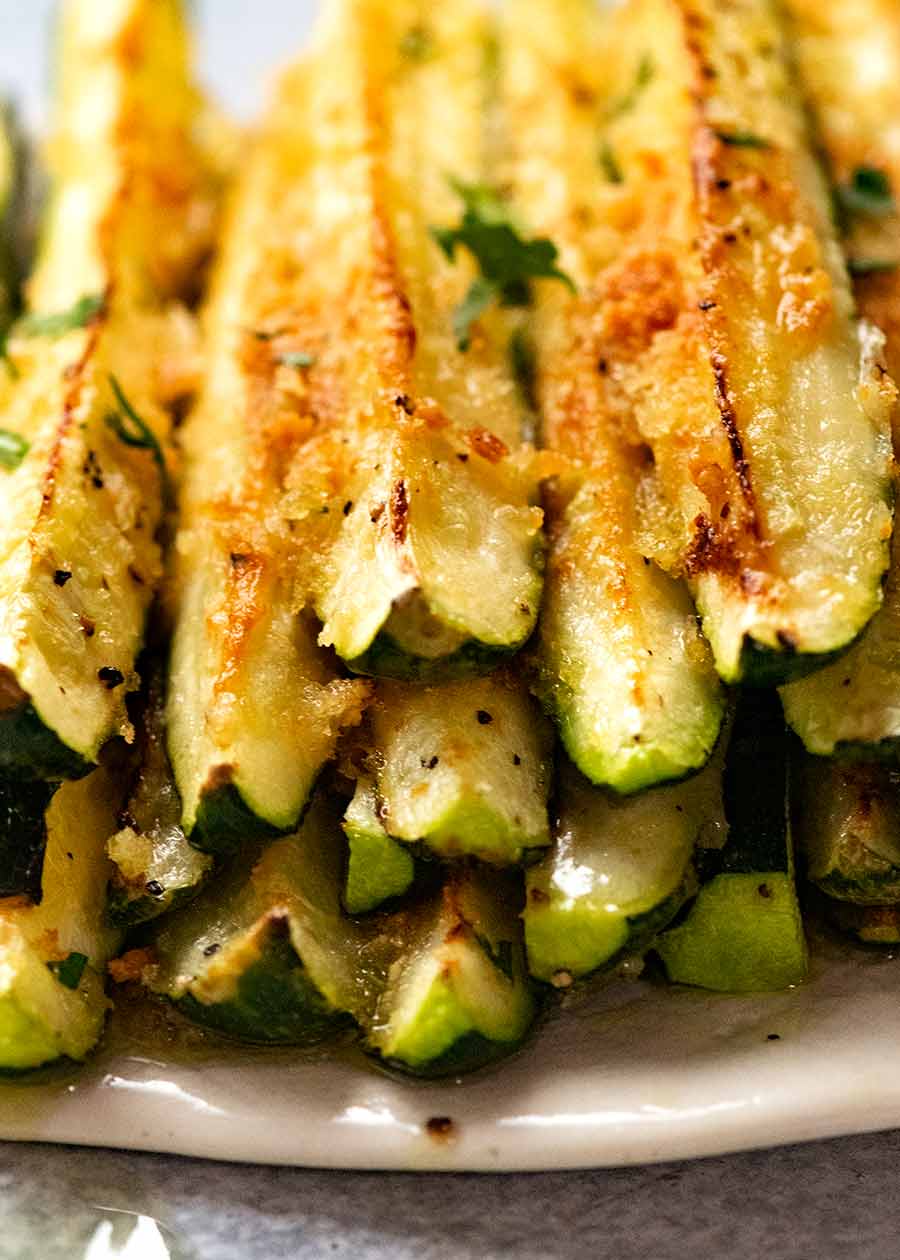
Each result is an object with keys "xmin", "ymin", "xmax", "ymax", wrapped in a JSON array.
[
  {"xmin": 0, "ymin": 428, "xmax": 29, "ymax": 471},
  {"xmin": 598, "ymin": 141, "xmax": 623, "ymax": 184},
  {"xmin": 400, "ymin": 24, "xmax": 432, "ymax": 62},
  {"xmin": 835, "ymin": 166, "xmax": 895, "ymax": 219},
  {"xmin": 608, "ymin": 54, "xmax": 654, "ymax": 119},
  {"xmin": 431, "ymin": 179, "xmax": 574, "ymax": 351},
  {"xmin": 104, "ymin": 375, "xmax": 172, "ymax": 507},
  {"xmin": 848, "ymin": 257, "xmax": 899, "ymax": 276},
  {"xmin": 16, "ymin": 293, "xmax": 104, "ymax": 339},
  {"xmin": 277, "ymin": 351, "xmax": 317, "ymax": 370},
  {"xmin": 48, "ymin": 951, "xmax": 88, "ymax": 990},
  {"xmin": 714, "ymin": 130, "xmax": 770, "ymax": 149}
]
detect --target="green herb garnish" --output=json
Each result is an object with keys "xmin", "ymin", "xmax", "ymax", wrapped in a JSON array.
[
  {"xmin": 599, "ymin": 141, "xmax": 623, "ymax": 184},
  {"xmin": 16, "ymin": 293, "xmax": 104, "ymax": 339},
  {"xmin": 715, "ymin": 130, "xmax": 770, "ymax": 149},
  {"xmin": 835, "ymin": 166, "xmax": 895, "ymax": 219},
  {"xmin": 0, "ymin": 428, "xmax": 28, "ymax": 471},
  {"xmin": 608, "ymin": 54, "xmax": 654, "ymax": 119},
  {"xmin": 48, "ymin": 951, "xmax": 88, "ymax": 990},
  {"xmin": 848, "ymin": 257, "xmax": 899, "ymax": 276},
  {"xmin": 400, "ymin": 24, "xmax": 432, "ymax": 62},
  {"xmin": 432, "ymin": 179, "xmax": 575, "ymax": 351},
  {"xmin": 277, "ymin": 351, "xmax": 317, "ymax": 370},
  {"xmin": 104, "ymin": 375, "xmax": 172, "ymax": 507}
]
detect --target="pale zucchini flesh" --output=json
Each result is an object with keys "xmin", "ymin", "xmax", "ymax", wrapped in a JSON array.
[
  {"xmin": 342, "ymin": 778, "xmax": 416, "ymax": 915},
  {"xmin": 793, "ymin": 756, "xmax": 900, "ymax": 905},
  {"xmin": 0, "ymin": 769, "xmax": 123, "ymax": 1070},
  {"xmin": 372, "ymin": 674, "xmax": 553, "ymax": 866},
  {"xmin": 276, "ymin": 0, "xmax": 543, "ymax": 677},
  {"xmin": 0, "ymin": 0, "xmax": 216, "ymax": 777},
  {"xmin": 503, "ymin": 0, "xmax": 725, "ymax": 791},
  {"xmin": 525, "ymin": 751, "xmax": 726, "ymax": 985}
]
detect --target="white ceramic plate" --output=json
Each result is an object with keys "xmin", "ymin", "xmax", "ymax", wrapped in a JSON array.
[
  {"xmin": 2, "ymin": 931, "xmax": 900, "ymax": 1171},
  {"xmin": 5, "ymin": 0, "xmax": 900, "ymax": 1174}
]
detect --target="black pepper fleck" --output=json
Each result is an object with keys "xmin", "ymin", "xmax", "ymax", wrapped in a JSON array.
[
  {"xmin": 145, "ymin": 880, "xmax": 165, "ymax": 897},
  {"xmin": 98, "ymin": 666, "xmax": 125, "ymax": 689},
  {"xmin": 203, "ymin": 943, "xmax": 222, "ymax": 957},
  {"xmin": 53, "ymin": 570, "xmax": 72, "ymax": 587},
  {"xmin": 476, "ymin": 710, "xmax": 493, "ymax": 725},
  {"xmin": 343, "ymin": 500, "xmax": 353, "ymax": 516}
]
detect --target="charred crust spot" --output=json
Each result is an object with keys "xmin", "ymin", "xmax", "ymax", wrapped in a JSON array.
[
  {"xmin": 710, "ymin": 352, "xmax": 756, "ymax": 521},
  {"xmin": 465, "ymin": 426, "xmax": 508, "ymax": 464},
  {"xmin": 370, "ymin": 503, "xmax": 385, "ymax": 524},
  {"xmin": 53, "ymin": 570, "xmax": 72, "ymax": 587},
  {"xmin": 204, "ymin": 764, "xmax": 235, "ymax": 795},
  {"xmin": 425, "ymin": 1116, "xmax": 456, "ymax": 1143},
  {"xmin": 390, "ymin": 479, "xmax": 409, "ymax": 545},
  {"xmin": 395, "ymin": 394, "xmax": 415, "ymax": 416},
  {"xmin": 98, "ymin": 666, "xmax": 125, "ymax": 689},
  {"xmin": 80, "ymin": 616, "xmax": 96, "ymax": 638},
  {"xmin": 685, "ymin": 513, "xmax": 739, "ymax": 577}
]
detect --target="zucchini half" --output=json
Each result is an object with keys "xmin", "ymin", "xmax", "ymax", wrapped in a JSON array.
[
  {"xmin": 148, "ymin": 793, "xmax": 535, "ymax": 1074},
  {"xmin": 0, "ymin": 0, "xmax": 217, "ymax": 780},
  {"xmin": 371, "ymin": 674, "xmax": 553, "ymax": 866},
  {"xmin": 512, "ymin": 0, "xmax": 892, "ymax": 686},
  {"xmin": 657, "ymin": 691, "xmax": 808, "ymax": 992},
  {"xmin": 793, "ymin": 756, "xmax": 900, "ymax": 905},
  {"xmin": 277, "ymin": 0, "xmax": 543, "ymax": 679},
  {"xmin": 780, "ymin": 0, "xmax": 900, "ymax": 754},
  {"xmin": 0, "ymin": 769, "xmax": 123, "ymax": 1070},
  {"xmin": 166, "ymin": 64, "xmax": 370, "ymax": 854},
  {"xmin": 503, "ymin": 0, "xmax": 725, "ymax": 792},
  {"xmin": 524, "ymin": 749, "xmax": 726, "ymax": 986}
]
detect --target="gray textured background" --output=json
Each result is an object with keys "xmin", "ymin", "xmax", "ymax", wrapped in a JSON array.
[{"xmin": 2, "ymin": 3, "xmax": 899, "ymax": 1257}]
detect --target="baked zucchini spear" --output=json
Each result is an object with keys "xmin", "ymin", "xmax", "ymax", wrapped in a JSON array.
[
  {"xmin": 511, "ymin": 0, "xmax": 892, "ymax": 687},
  {"xmin": 524, "ymin": 748, "xmax": 726, "ymax": 987},
  {"xmin": 0, "ymin": 0, "xmax": 217, "ymax": 782},
  {"xmin": 657, "ymin": 691, "xmax": 808, "ymax": 992},
  {"xmin": 793, "ymin": 756, "xmax": 900, "ymax": 905},
  {"xmin": 368, "ymin": 674, "xmax": 552, "ymax": 866},
  {"xmin": 107, "ymin": 671, "xmax": 211, "ymax": 925},
  {"xmin": 166, "ymin": 63, "xmax": 370, "ymax": 855},
  {"xmin": 502, "ymin": 0, "xmax": 724, "ymax": 792},
  {"xmin": 824, "ymin": 900, "xmax": 900, "ymax": 946},
  {"xmin": 341, "ymin": 777, "xmax": 416, "ymax": 915},
  {"xmin": 272, "ymin": 0, "xmax": 543, "ymax": 679},
  {"xmin": 147, "ymin": 794, "xmax": 535, "ymax": 1074},
  {"xmin": 780, "ymin": 0, "xmax": 900, "ymax": 754},
  {"xmin": 0, "ymin": 769, "xmax": 123, "ymax": 1070}
]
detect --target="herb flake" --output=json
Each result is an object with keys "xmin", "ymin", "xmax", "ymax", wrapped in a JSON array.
[
  {"xmin": 835, "ymin": 166, "xmax": 895, "ymax": 219},
  {"xmin": 48, "ymin": 951, "xmax": 88, "ymax": 990},
  {"xmin": 0, "ymin": 428, "xmax": 29, "ymax": 471},
  {"xmin": 432, "ymin": 179, "xmax": 574, "ymax": 351},
  {"xmin": 16, "ymin": 293, "xmax": 104, "ymax": 339},
  {"xmin": 599, "ymin": 141, "xmax": 623, "ymax": 184},
  {"xmin": 104, "ymin": 375, "xmax": 172, "ymax": 508}
]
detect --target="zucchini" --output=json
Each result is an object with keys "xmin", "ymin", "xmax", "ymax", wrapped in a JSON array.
[
  {"xmin": 503, "ymin": 0, "xmax": 725, "ymax": 792},
  {"xmin": 511, "ymin": 0, "xmax": 892, "ymax": 686},
  {"xmin": 166, "ymin": 61, "xmax": 372, "ymax": 855},
  {"xmin": 0, "ymin": 0, "xmax": 217, "ymax": 780},
  {"xmin": 793, "ymin": 756, "xmax": 900, "ymax": 905},
  {"xmin": 282, "ymin": 0, "xmax": 543, "ymax": 678},
  {"xmin": 0, "ymin": 768, "xmax": 123, "ymax": 1070},
  {"xmin": 780, "ymin": 0, "xmax": 900, "ymax": 754},
  {"xmin": 0, "ymin": 776, "xmax": 55, "ymax": 902},
  {"xmin": 107, "ymin": 673, "xmax": 211, "ymax": 926},
  {"xmin": 656, "ymin": 691, "xmax": 808, "ymax": 991},
  {"xmin": 371, "ymin": 674, "xmax": 553, "ymax": 866},
  {"xmin": 0, "ymin": 102, "xmax": 27, "ymax": 338},
  {"xmin": 524, "ymin": 749, "xmax": 726, "ymax": 986},
  {"xmin": 342, "ymin": 778, "xmax": 416, "ymax": 915},
  {"xmin": 149, "ymin": 793, "xmax": 535, "ymax": 1073},
  {"xmin": 824, "ymin": 900, "xmax": 900, "ymax": 946}
]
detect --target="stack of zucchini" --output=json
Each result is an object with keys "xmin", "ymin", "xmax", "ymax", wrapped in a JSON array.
[{"xmin": 0, "ymin": 0, "xmax": 898, "ymax": 1078}]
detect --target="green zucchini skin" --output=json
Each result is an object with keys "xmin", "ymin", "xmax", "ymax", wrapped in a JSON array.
[
  {"xmin": 346, "ymin": 635, "xmax": 520, "ymax": 683},
  {"xmin": 736, "ymin": 638, "xmax": 847, "ymax": 690},
  {"xmin": 0, "ymin": 776, "xmax": 55, "ymax": 900},
  {"xmin": 188, "ymin": 782, "xmax": 289, "ymax": 857},
  {"xmin": 656, "ymin": 691, "xmax": 808, "ymax": 992},
  {"xmin": 341, "ymin": 778, "xmax": 417, "ymax": 915},
  {"xmin": 175, "ymin": 924, "xmax": 349, "ymax": 1046},
  {"xmin": 793, "ymin": 756, "xmax": 900, "ymax": 905},
  {"xmin": 0, "ymin": 101, "xmax": 27, "ymax": 336},
  {"xmin": 0, "ymin": 699, "xmax": 92, "ymax": 783}
]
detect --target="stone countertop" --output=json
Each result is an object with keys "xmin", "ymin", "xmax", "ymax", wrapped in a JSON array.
[{"xmin": 2, "ymin": 1132, "xmax": 898, "ymax": 1260}]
